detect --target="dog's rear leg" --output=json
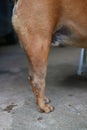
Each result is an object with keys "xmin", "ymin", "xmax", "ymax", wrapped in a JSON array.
[
  {"xmin": 12, "ymin": 17, "xmax": 54, "ymax": 113},
  {"xmin": 12, "ymin": 0, "xmax": 60, "ymax": 112},
  {"xmin": 12, "ymin": 19, "xmax": 54, "ymax": 112}
]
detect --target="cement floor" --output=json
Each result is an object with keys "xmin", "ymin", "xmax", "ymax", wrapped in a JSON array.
[{"xmin": 0, "ymin": 44, "xmax": 87, "ymax": 130}]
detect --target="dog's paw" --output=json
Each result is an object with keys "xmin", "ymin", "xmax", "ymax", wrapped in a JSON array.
[{"xmin": 39, "ymin": 104, "xmax": 55, "ymax": 113}]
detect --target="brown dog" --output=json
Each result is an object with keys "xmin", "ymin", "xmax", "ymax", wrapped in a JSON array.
[{"xmin": 12, "ymin": 0, "xmax": 87, "ymax": 113}]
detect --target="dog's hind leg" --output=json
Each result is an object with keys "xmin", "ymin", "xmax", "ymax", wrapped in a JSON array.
[{"xmin": 12, "ymin": 0, "xmax": 61, "ymax": 113}]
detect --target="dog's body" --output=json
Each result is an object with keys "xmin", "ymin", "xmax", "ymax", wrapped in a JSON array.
[{"xmin": 12, "ymin": 0, "xmax": 87, "ymax": 113}]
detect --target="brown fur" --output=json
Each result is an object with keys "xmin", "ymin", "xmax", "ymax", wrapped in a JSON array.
[{"xmin": 12, "ymin": 0, "xmax": 87, "ymax": 113}]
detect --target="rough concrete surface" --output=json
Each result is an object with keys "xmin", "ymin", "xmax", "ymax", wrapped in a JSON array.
[{"xmin": 0, "ymin": 44, "xmax": 87, "ymax": 130}]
